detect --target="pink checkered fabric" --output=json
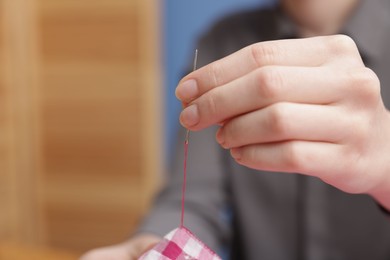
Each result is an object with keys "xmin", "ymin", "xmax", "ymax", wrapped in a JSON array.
[{"xmin": 139, "ymin": 226, "xmax": 221, "ymax": 260}]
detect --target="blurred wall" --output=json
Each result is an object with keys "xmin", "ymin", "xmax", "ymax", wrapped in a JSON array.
[
  {"xmin": 0, "ymin": 0, "xmax": 161, "ymax": 254},
  {"xmin": 163, "ymin": 0, "xmax": 276, "ymax": 160}
]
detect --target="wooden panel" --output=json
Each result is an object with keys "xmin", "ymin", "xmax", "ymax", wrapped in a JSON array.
[
  {"xmin": 0, "ymin": 242, "xmax": 78, "ymax": 260},
  {"xmin": 38, "ymin": 0, "xmax": 162, "ymax": 252},
  {"xmin": 42, "ymin": 65, "xmax": 143, "ymax": 178},
  {"xmin": 0, "ymin": 0, "xmax": 162, "ymax": 254},
  {"xmin": 40, "ymin": 1, "xmax": 139, "ymax": 63},
  {"xmin": 0, "ymin": 0, "xmax": 9, "ymax": 241},
  {"xmin": 0, "ymin": 0, "xmax": 46, "ymax": 245}
]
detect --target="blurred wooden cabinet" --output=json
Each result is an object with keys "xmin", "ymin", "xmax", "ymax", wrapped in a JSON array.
[{"xmin": 0, "ymin": 0, "xmax": 161, "ymax": 253}]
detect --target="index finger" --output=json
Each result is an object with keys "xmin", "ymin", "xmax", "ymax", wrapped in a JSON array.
[{"xmin": 175, "ymin": 35, "xmax": 360, "ymax": 103}]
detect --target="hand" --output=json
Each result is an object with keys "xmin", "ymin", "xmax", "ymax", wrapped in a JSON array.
[
  {"xmin": 80, "ymin": 233, "xmax": 161, "ymax": 260},
  {"xmin": 176, "ymin": 35, "xmax": 390, "ymax": 210}
]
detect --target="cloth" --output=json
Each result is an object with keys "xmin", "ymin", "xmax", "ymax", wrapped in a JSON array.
[
  {"xmin": 139, "ymin": 227, "xmax": 221, "ymax": 260},
  {"xmin": 139, "ymin": 1, "xmax": 390, "ymax": 259}
]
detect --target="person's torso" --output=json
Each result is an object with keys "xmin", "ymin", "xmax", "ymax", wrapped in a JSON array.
[{"xmin": 197, "ymin": 6, "xmax": 390, "ymax": 260}]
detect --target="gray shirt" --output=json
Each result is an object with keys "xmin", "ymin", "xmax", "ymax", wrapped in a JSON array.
[{"xmin": 139, "ymin": 1, "xmax": 390, "ymax": 259}]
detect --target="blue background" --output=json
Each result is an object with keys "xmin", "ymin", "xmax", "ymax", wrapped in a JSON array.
[{"xmin": 162, "ymin": 0, "xmax": 276, "ymax": 161}]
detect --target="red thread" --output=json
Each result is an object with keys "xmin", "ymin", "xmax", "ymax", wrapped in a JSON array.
[{"xmin": 180, "ymin": 140, "xmax": 189, "ymax": 227}]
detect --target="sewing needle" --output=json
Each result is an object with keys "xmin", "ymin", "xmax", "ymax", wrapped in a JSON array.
[
  {"xmin": 185, "ymin": 49, "xmax": 198, "ymax": 144},
  {"xmin": 181, "ymin": 50, "xmax": 198, "ymax": 227}
]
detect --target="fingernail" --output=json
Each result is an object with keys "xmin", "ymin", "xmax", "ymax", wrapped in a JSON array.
[
  {"xmin": 176, "ymin": 79, "xmax": 198, "ymax": 102},
  {"xmin": 180, "ymin": 104, "xmax": 199, "ymax": 127},
  {"xmin": 216, "ymin": 128, "xmax": 225, "ymax": 146},
  {"xmin": 230, "ymin": 148, "xmax": 242, "ymax": 160}
]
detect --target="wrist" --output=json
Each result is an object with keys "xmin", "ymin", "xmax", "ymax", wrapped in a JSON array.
[{"xmin": 368, "ymin": 109, "xmax": 390, "ymax": 212}]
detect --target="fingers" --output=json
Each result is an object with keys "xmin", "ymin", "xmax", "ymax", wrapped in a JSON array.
[
  {"xmin": 179, "ymin": 66, "xmax": 350, "ymax": 130},
  {"xmin": 229, "ymin": 140, "xmax": 367, "ymax": 193},
  {"xmin": 216, "ymin": 103, "xmax": 349, "ymax": 148},
  {"xmin": 175, "ymin": 35, "xmax": 386, "ymax": 196},
  {"xmin": 80, "ymin": 235, "xmax": 161, "ymax": 260},
  {"xmin": 230, "ymin": 141, "xmax": 345, "ymax": 182},
  {"xmin": 131, "ymin": 234, "xmax": 161, "ymax": 258},
  {"xmin": 176, "ymin": 35, "xmax": 362, "ymax": 104}
]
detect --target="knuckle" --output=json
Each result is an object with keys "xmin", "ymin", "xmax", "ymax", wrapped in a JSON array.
[
  {"xmin": 341, "ymin": 116, "xmax": 369, "ymax": 155},
  {"xmin": 268, "ymin": 104, "xmax": 292, "ymax": 136},
  {"xmin": 351, "ymin": 116, "xmax": 370, "ymax": 142},
  {"xmin": 222, "ymin": 124, "xmax": 236, "ymax": 147},
  {"xmin": 326, "ymin": 34, "xmax": 359, "ymax": 56},
  {"xmin": 282, "ymin": 142, "xmax": 303, "ymax": 171},
  {"xmin": 250, "ymin": 42, "xmax": 278, "ymax": 67},
  {"xmin": 348, "ymin": 67, "xmax": 381, "ymax": 104},
  {"xmin": 254, "ymin": 67, "xmax": 283, "ymax": 100},
  {"xmin": 360, "ymin": 68, "xmax": 381, "ymax": 102},
  {"xmin": 338, "ymin": 146, "xmax": 365, "ymax": 189},
  {"xmin": 203, "ymin": 91, "xmax": 220, "ymax": 118},
  {"xmin": 208, "ymin": 61, "xmax": 223, "ymax": 87},
  {"xmin": 245, "ymin": 146, "xmax": 259, "ymax": 163}
]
